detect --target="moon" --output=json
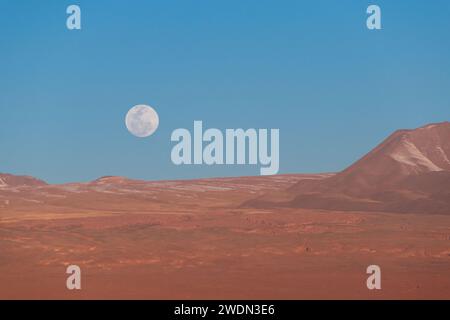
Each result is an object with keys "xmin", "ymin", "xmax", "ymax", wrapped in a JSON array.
[{"xmin": 125, "ymin": 105, "xmax": 159, "ymax": 138}]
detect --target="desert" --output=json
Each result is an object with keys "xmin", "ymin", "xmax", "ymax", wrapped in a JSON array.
[{"xmin": 1, "ymin": 122, "xmax": 449, "ymax": 299}]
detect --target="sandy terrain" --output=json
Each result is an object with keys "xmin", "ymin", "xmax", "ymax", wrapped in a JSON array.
[
  {"xmin": 1, "ymin": 122, "xmax": 450, "ymax": 299},
  {"xmin": 0, "ymin": 175, "xmax": 449, "ymax": 299}
]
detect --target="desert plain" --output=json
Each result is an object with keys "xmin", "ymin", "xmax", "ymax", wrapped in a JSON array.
[
  {"xmin": 1, "ymin": 122, "xmax": 450, "ymax": 299},
  {"xmin": 0, "ymin": 174, "xmax": 449, "ymax": 299}
]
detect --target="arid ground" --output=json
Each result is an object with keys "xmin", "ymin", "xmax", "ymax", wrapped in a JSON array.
[
  {"xmin": 1, "ymin": 122, "xmax": 450, "ymax": 299},
  {"xmin": 1, "ymin": 174, "xmax": 449, "ymax": 299}
]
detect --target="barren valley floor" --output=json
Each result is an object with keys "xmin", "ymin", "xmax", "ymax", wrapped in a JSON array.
[{"xmin": 1, "ymin": 207, "xmax": 449, "ymax": 299}]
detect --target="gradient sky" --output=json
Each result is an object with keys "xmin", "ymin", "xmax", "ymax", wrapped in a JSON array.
[{"xmin": 1, "ymin": 0, "xmax": 449, "ymax": 183}]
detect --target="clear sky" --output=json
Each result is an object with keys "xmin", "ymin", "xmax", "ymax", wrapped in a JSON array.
[{"xmin": 1, "ymin": 0, "xmax": 449, "ymax": 183}]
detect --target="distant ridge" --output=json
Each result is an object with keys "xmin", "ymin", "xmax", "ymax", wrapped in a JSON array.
[
  {"xmin": 2, "ymin": 121, "xmax": 450, "ymax": 214},
  {"xmin": 0, "ymin": 173, "xmax": 47, "ymax": 188}
]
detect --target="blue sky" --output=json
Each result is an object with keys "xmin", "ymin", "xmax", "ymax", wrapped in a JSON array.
[{"xmin": 1, "ymin": 0, "xmax": 449, "ymax": 183}]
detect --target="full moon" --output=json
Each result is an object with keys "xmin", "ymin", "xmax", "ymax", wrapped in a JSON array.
[{"xmin": 125, "ymin": 105, "xmax": 159, "ymax": 138}]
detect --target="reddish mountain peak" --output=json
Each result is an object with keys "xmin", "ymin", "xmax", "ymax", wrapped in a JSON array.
[
  {"xmin": 0, "ymin": 173, "xmax": 47, "ymax": 188},
  {"xmin": 251, "ymin": 121, "xmax": 450, "ymax": 214},
  {"xmin": 417, "ymin": 121, "xmax": 450, "ymax": 130},
  {"xmin": 341, "ymin": 121, "xmax": 450, "ymax": 181}
]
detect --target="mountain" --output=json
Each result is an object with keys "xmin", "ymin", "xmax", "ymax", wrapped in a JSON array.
[
  {"xmin": 0, "ymin": 173, "xmax": 47, "ymax": 188},
  {"xmin": 2, "ymin": 121, "xmax": 449, "ymax": 215},
  {"xmin": 245, "ymin": 122, "xmax": 450, "ymax": 214}
]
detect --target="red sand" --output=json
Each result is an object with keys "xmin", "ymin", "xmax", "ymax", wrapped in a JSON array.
[
  {"xmin": 1, "ymin": 122, "xmax": 450, "ymax": 299},
  {"xmin": 1, "ymin": 175, "xmax": 449, "ymax": 299}
]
